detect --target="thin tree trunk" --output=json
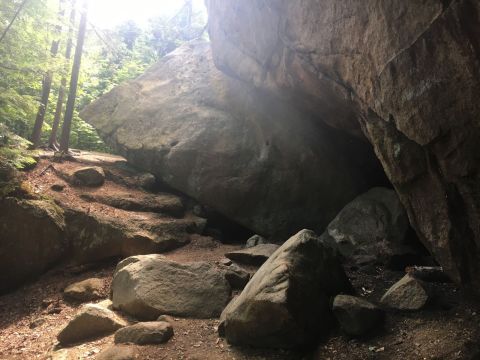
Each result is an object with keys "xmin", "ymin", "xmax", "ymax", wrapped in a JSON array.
[
  {"xmin": 49, "ymin": 0, "xmax": 76, "ymax": 150},
  {"xmin": 31, "ymin": 0, "xmax": 64, "ymax": 148},
  {"xmin": 0, "ymin": 0, "xmax": 29, "ymax": 44},
  {"xmin": 59, "ymin": 0, "xmax": 88, "ymax": 152}
]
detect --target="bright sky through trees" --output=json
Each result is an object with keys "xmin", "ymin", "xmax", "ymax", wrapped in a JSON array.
[{"xmin": 89, "ymin": 0, "xmax": 206, "ymax": 28}]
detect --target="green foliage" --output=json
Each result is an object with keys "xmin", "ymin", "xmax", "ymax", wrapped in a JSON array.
[
  {"xmin": 0, "ymin": 0, "xmax": 207, "ymax": 153},
  {"xmin": 0, "ymin": 124, "xmax": 38, "ymax": 170}
]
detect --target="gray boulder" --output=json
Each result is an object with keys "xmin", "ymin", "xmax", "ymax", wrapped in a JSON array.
[
  {"xmin": 320, "ymin": 187, "xmax": 410, "ymax": 264},
  {"xmin": 72, "ymin": 166, "xmax": 105, "ymax": 187},
  {"xmin": 245, "ymin": 235, "xmax": 268, "ymax": 248},
  {"xmin": 220, "ymin": 229, "xmax": 352, "ymax": 348},
  {"xmin": 332, "ymin": 295, "xmax": 384, "ymax": 336},
  {"xmin": 111, "ymin": 255, "xmax": 231, "ymax": 319},
  {"xmin": 381, "ymin": 274, "xmax": 429, "ymax": 310},
  {"xmin": 114, "ymin": 321, "xmax": 174, "ymax": 345},
  {"xmin": 225, "ymin": 244, "xmax": 279, "ymax": 266},
  {"xmin": 57, "ymin": 304, "xmax": 127, "ymax": 345},
  {"xmin": 81, "ymin": 41, "xmax": 386, "ymax": 240}
]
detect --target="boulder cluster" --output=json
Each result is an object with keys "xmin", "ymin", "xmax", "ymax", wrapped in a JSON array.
[{"xmin": 49, "ymin": 185, "xmax": 441, "ymax": 354}]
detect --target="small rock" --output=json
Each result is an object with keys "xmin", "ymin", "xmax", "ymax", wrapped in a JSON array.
[
  {"xmin": 72, "ymin": 166, "xmax": 105, "ymax": 187},
  {"xmin": 50, "ymin": 183, "xmax": 65, "ymax": 192},
  {"xmin": 63, "ymin": 278, "xmax": 104, "ymax": 302},
  {"xmin": 57, "ymin": 303, "xmax": 127, "ymax": 345},
  {"xmin": 224, "ymin": 264, "xmax": 250, "ymax": 290},
  {"xmin": 136, "ymin": 173, "xmax": 156, "ymax": 190},
  {"xmin": 96, "ymin": 345, "xmax": 137, "ymax": 360},
  {"xmin": 381, "ymin": 274, "xmax": 429, "ymax": 310},
  {"xmin": 245, "ymin": 234, "xmax": 269, "ymax": 248},
  {"xmin": 219, "ymin": 258, "xmax": 232, "ymax": 266},
  {"xmin": 332, "ymin": 295, "xmax": 384, "ymax": 336},
  {"xmin": 114, "ymin": 321, "xmax": 174, "ymax": 345},
  {"xmin": 225, "ymin": 244, "xmax": 280, "ymax": 266},
  {"xmin": 29, "ymin": 317, "xmax": 46, "ymax": 329},
  {"xmin": 46, "ymin": 303, "xmax": 63, "ymax": 314}
]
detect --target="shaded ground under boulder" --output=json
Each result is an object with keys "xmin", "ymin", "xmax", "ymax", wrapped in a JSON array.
[{"xmin": 332, "ymin": 295, "xmax": 384, "ymax": 336}]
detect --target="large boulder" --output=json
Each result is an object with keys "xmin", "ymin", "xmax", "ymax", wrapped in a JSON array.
[
  {"xmin": 220, "ymin": 229, "xmax": 352, "ymax": 348},
  {"xmin": 0, "ymin": 197, "xmax": 66, "ymax": 292},
  {"xmin": 111, "ymin": 255, "xmax": 231, "ymax": 319},
  {"xmin": 320, "ymin": 187, "xmax": 411, "ymax": 264},
  {"xmin": 205, "ymin": 0, "xmax": 480, "ymax": 291},
  {"xmin": 81, "ymin": 41, "xmax": 386, "ymax": 240}
]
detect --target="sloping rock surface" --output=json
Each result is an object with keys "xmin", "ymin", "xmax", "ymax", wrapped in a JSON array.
[
  {"xmin": 220, "ymin": 229, "xmax": 352, "ymax": 348},
  {"xmin": 81, "ymin": 41, "xmax": 387, "ymax": 239},
  {"xmin": 205, "ymin": 0, "xmax": 480, "ymax": 290},
  {"xmin": 111, "ymin": 254, "xmax": 231, "ymax": 319}
]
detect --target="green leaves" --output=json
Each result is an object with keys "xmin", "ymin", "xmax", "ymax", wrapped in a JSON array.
[
  {"xmin": 0, "ymin": 124, "xmax": 37, "ymax": 170},
  {"xmin": 0, "ymin": 0, "xmax": 207, "ymax": 153}
]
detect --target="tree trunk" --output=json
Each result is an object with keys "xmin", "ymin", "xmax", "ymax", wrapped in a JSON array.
[
  {"xmin": 59, "ymin": 0, "xmax": 88, "ymax": 152},
  {"xmin": 49, "ymin": 0, "xmax": 76, "ymax": 150},
  {"xmin": 0, "ymin": 0, "xmax": 29, "ymax": 44},
  {"xmin": 31, "ymin": 0, "xmax": 64, "ymax": 148}
]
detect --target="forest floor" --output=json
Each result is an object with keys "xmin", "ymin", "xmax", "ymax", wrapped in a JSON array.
[{"xmin": 0, "ymin": 152, "xmax": 479, "ymax": 360}]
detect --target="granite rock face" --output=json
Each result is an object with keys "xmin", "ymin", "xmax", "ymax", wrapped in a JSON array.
[
  {"xmin": 0, "ymin": 198, "xmax": 66, "ymax": 293},
  {"xmin": 206, "ymin": 0, "xmax": 480, "ymax": 290},
  {"xmin": 81, "ymin": 41, "xmax": 386, "ymax": 240}
]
